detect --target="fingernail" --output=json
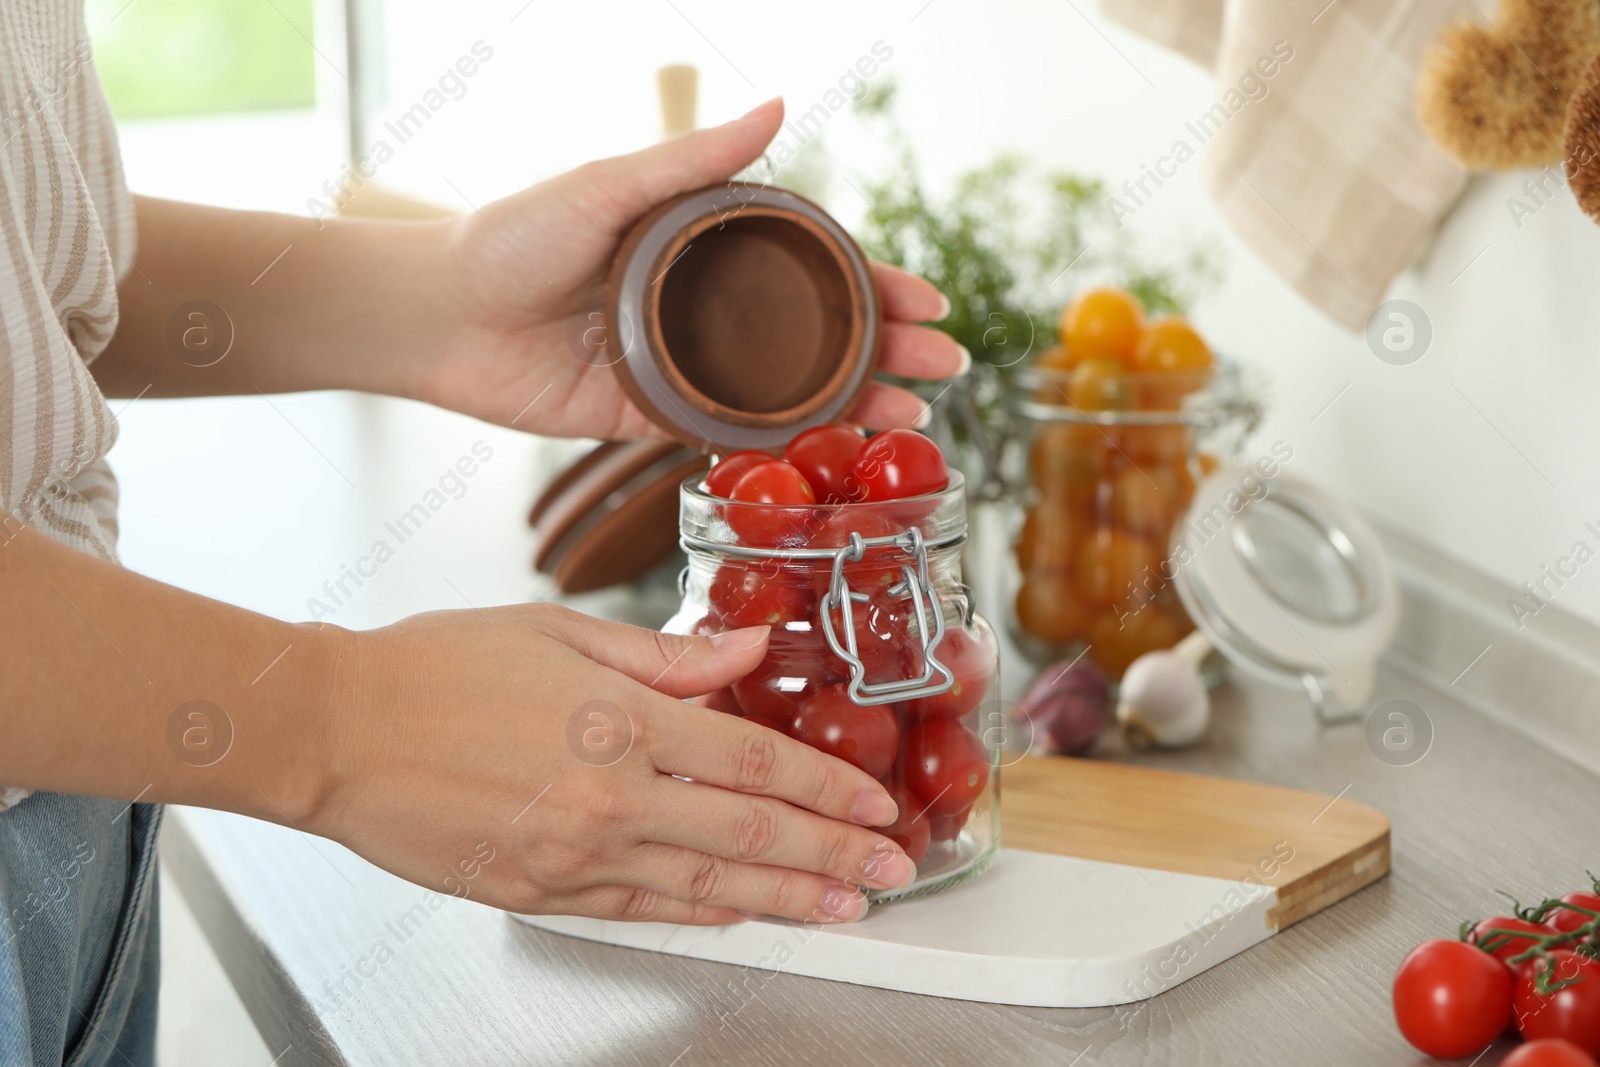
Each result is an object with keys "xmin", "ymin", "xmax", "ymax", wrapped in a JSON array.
[
  {"xmin": 865, "ymin": 850, "xmax": 916, "ymax": 890},
  {"xmin": 738, "ymin": 96, "xmax": 783, "ymax": 121},
  {"xmin": 953, "ymin": 342, "xmax": 972, "ymax": 377},
  {"xmin": 820, "ymin": 887, "xmax": 867, "ymax": 921},
  {"xmin": 711, "ymin": 625, "xmax": 769, "ymax": 652},
  {"xmin": 913, "ymin": 406, "xmax": 933, "ymax": 430},
  {"xmin": 850, "ymin": 790, "xmax": 898, "ymax": 827},
  {"xmin": 934, "ymin": 292, "xmax": 952, "ymax": 321},
  {"xmin": 735, "ymin": 908, "xmax": 763, "ymax": 919}
]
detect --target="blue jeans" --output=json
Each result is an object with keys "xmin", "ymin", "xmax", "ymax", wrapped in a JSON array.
[{"xmin": 0, "ymin": 795, "xmax": 162, "ymax": 1067}]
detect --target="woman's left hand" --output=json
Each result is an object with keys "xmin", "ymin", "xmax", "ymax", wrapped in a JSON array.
[{"xmin": 411, "ymin": 98, "xmax": 967, "ymax": 442}]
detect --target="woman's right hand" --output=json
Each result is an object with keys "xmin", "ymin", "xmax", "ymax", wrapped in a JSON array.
[{"xmin": 301, "ymin": 604, "xmax": 913, "ymax": 925}]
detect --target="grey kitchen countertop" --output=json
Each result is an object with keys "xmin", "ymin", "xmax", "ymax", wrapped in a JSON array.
[{"xmin": 161, "ymin": 651, "xmax": 1600, "ymax": 1067}]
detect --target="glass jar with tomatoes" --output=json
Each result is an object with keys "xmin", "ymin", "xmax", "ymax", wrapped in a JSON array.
[
  {"xmin": 667, "ymin": 460, "xmax": 1001, "ymax": 903},
  {"xmin": 1008, "ymin": 291, "xmax": 1258, "ymax": 678}
]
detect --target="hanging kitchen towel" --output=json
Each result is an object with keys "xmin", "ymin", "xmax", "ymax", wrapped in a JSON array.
[{"xmin": 1100, "ymin": 0, "xmax": 1470, "ymax": 331}]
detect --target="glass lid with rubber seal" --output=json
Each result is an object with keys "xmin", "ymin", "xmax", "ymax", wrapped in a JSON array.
[{"xmin": 1170, "ymin": 463, "xmax": 1399, "ymax": 718}]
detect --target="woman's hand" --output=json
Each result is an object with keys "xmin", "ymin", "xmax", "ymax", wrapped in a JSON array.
[
  {"xmin": 413, "ymin": 98, "xmax": 967, "ymax": 441},
  {"xmin": 309, "ymin": 604, "xmax": 913, "ymax": 924},
  {"xmin": 100, "ymin": 101, "xmax": 963, "ymax": 432}
]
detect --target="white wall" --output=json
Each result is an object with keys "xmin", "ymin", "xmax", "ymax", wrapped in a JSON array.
[{"xmin": 109, "ymin": 0, "xmax": 1600, "ymax": 643}]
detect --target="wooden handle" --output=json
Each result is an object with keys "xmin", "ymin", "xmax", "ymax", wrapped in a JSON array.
[{"xmin": 657, "ymin": 64, "xmax": 698, "ymax": 141}]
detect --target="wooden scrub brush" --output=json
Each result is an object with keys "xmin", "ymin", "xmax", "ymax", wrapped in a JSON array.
[
  {"xmin": 1416, "ymin": 0, "xmax": 1600, "ymax": 170},
  {"xmin": 1565, "ymin": 50, "xmax": 1600, "ymax": 221}
]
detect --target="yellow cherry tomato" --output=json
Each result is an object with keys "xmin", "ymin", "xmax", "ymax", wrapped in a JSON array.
[
  {"xmin": 1059, "ymin": 287, "xmax": 1143, "ymax": 363},
  {"xmin": 1068, "ymin": 356, "xmax": 1135, "ymax": 412},
  {"xmin": 1132, "ymin": 317, "xmax": 1212, "ymax": 374},
  {"xmin": 1110, "ymin": 464, "xmax": 1177, "ymax": 539},
  {"xmin": 1036, "ymin": 345, "xmax": 1073, "ymax": 370},
  {"xmin": 1017, "ymin": 572, "xmax": 1093, "ymax": 644},
  {"xmin": 1134, "ymin": 318, "xmax": 1213, "ymax": 409},
  {"xmin": 1087, "ymin": 605, "xmax": 1185, "ymax": 674},
  {"xmin": 1015, "ymin": 499, "xmax": 1085, "ymax": 574},
  {"xmin": 1075, "ymin": 526, "xmax": 1160, "ymax": 607}
]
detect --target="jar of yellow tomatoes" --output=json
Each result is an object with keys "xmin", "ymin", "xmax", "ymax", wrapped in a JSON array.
[{"xmin": 1007, "ymin": 288, "xmax": 1258, "ymax": 676}]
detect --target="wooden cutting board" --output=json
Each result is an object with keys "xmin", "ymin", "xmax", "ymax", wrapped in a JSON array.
[{"xmin": 512, "ymin": 756, "xmax": 1390, "ymax": 1007}]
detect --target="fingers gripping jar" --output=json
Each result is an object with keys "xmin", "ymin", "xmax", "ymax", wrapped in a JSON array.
[{"xmin": 666, "ymin": 472, "xmax": 1001, "ymax": 903}]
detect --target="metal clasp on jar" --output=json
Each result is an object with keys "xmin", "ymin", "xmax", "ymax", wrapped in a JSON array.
[{"xmin": 817, "ymin": 526, "xmax": 955, "ymax": 707}]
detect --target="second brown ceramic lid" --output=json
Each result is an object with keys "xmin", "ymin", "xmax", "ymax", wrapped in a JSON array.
[
  {"xmin": 530, "ymin": 440, "xmax": 710, "ymax": 594},
  {"xmin": 606, "ymin": 183, "xmax": 881, "ymax": 452}
]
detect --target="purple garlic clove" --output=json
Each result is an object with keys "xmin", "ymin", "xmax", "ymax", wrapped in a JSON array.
[{"xmin": 1019, "ymin": 659, "xmax": 1111, "ymax": 756}]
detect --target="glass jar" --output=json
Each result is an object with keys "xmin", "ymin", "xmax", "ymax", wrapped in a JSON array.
[
  {"xmin": 1007, "ymin": 360, "xmax": 1258, "ymax": 677},
  {"xmin": 665, "ymin": 472, "xmax": 1000, "ymax": 903}
]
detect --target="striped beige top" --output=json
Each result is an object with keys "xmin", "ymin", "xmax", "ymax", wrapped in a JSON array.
[
  {"xmin": 2, "ymin": 1, "xmax": 133, "ymax": 809},
  {"xmin": 1, "ymin": 0, "xmax": 133, "ymax": 564}
]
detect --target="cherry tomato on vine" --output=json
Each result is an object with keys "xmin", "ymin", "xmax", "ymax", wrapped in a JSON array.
[
  {"xmin": 791, "ymin": 685, "xmax": 900, "ymax": 779},
  {"xmin": 1515, "ymin": 950, "xmax": 1600, "ymax": 1054},
  {"xmin": 878, "ymin": 783, "xmax": 931, "ymax": 865},
  {"xmin": 902, "ymin": 719, "xmax": 989, "ymax": 817},
  {"xmin": 852, "ymin": 429, "xmax": 948, "ymax": 501},
  {"xmin": 1470, "ymin": 915, "xmax": 1559, "ymax": 962},
  {"xmin": 1392, "ymin": 939, "xmax": 1513, "ymax": 1058},
  {"xmin": 705, "ymin": 449, "xmax": 776, "ymax": 498},
  {"xmin": 1504, "ymin": 1038, "xmax": 1600, "ymax": 1067},
  {"xmin": 1546, "ymin": 891, "xmax": 1600, "ymax": 934},
  {"xmin": 784, "ymin": 424, "xmax": 867, "ymax": 504},
  {"xmin": 726, "ymin": 460, "xmax": 817, "ymax": 546},
  {"xmin": 906, "ymin": 626, "xmax": 994, "ymax": 721}
]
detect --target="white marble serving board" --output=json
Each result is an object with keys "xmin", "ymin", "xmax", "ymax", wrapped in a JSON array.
[{"xmin": 511, "ymin": 846, "xmax": 1279, "ymax": 1007}]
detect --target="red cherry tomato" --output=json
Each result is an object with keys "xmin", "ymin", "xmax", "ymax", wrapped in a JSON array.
[
  {"xmin": 725, "ymin": 460, "xmax": 817, "ymax": 546},
  {"xmin": 1505, "ymin": 1038, "xmax": 1600, "ymax": 1067},
  {"xmin": 708, "ymin": 563, "xmax": 815, "ymax": 628},
  {"xmin": 702, "ymin": 686, "xmax": 742, "ymax": 716},
  {"xmin": 840, "ymin": 592, "xmax": 921, "ymax": 684},
  {"xmin": 705, "ymin": 449, "xmax": 778, "ymax": 498},
  {"xmin": 879, "ymin": 784, "xmax": 931, "ymax": 865},
  {"xmin": 784, "ymin": 425, "xmax": 867, "ymax": 504},
  {"xmin": 902, "ymin": 719, "xmax": 989, "ymax": 817},
  {"xmin": 906, "ymin": 626, "xmax": 994, "ymax": 721},
  {"xmin": 814, "ymin": 504, "xmax": 901, "ymax": 548},
  {"xmin": 1392, "ymin": 939, "xmax": 1513, "ymax": 1058},
  {"xmin": 730, "ymin": 639, "xmax": 838, "ymax": 724},
  {"xmin": 1546, "ymin": 892, "xmax": 1600, "ymax": 934},
  {"xmin": 791, "ymin": 685, "xmax": 900, "ymax": 779},
  {"xmin": 1516, "ymin": 950, "xmax": 1600, "ymax": 1054},
  {"xmin": 1470, "ymin": 915, "xmax": 1559, "ymax": 961},
  {"xmin": 815, "ymin": 505, "xmax": 907, "ymax": 597},
  {"xmin": 928, "ymin": 806, "xmax": 972, "ymax": 842},
  {"xmin": 852, "ymin": 429, "xmax": 948, "ymax": 501}
]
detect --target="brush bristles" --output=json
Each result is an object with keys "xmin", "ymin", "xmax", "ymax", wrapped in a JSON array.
[
  {"xmin": 1565, "ymin": 52, "xmax": 1600, "ymax": 222},
  {"xmin": 1415, "ymin": 0, "xmax": 1600, "ymax": 171}
]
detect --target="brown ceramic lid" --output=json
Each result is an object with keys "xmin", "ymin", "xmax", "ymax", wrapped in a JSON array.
[
  {"xmin": 606, "ymin": 183, "xmax": 881, "ymax": 452},
  {"xmin": 530, "ymin": 440, "xmax": 710, "ymax": 594}
]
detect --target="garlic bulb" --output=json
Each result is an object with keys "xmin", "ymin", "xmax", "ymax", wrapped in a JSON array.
[{"xmin": 1117, "ymin": 630, "xmax": 1211, "ymax": 749}]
